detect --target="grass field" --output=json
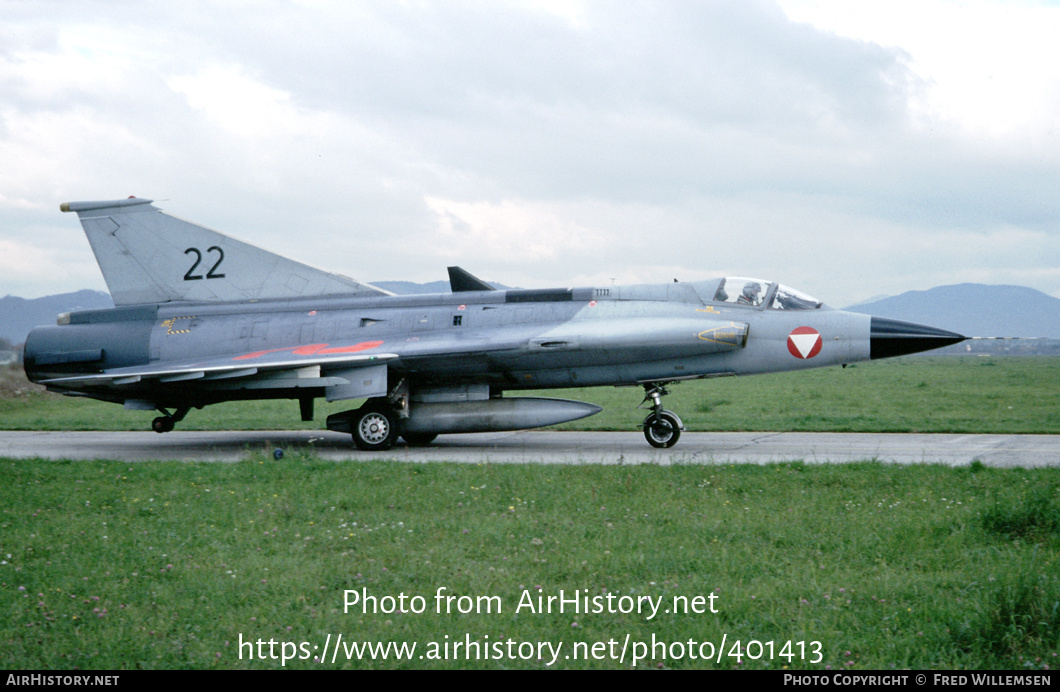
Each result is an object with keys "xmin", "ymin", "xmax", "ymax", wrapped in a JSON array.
[
  {"xmin": 3, "ymin": 356, "xmax": 1060, "ymax": 434},
  {"xmin": 2, "ymin": 456, "xmax": 1058, "ymax": 669},
  {"xmin": 2, "ymin": 357, "xmax": 1058, "ymax": 669}
]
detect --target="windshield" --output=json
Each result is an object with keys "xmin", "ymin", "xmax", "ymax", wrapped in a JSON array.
[
  {"xmin": 770, "ymin": 284, "xmax": 822, "ymax": 310},
  {"xmin": 712, "ymin": 278, "xmax": 822, "ymax": 310}
]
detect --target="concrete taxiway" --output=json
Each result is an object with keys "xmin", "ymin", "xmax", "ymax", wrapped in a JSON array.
[{"xmin": 1, "ymin": 430, "xmax": 1057, "ymax": 467}]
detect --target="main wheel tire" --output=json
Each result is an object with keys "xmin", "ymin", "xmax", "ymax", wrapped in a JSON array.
[
  {"xmin": 643, "ymin": 411, "xmax": 681, "ymax": 448},
  {"xmin": 352, "ymin": 405, "xmax": 398, "ymax": 451}
]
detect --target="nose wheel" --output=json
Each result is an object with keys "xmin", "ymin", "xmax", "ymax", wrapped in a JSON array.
[
  {"xmin": 639, "ymin": 383, "xmax": 684, "ymax": 448},
  {"xmin": 643, "ymin": 410, "xmax": 682, "ymax": 448}
]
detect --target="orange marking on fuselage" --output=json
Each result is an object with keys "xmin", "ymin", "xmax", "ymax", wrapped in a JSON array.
[{"xmin": 233, "ymin": 341, "xmax": 385, "ymax": 361}]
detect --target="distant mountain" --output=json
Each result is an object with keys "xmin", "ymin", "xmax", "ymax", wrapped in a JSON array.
[
  {"xmin": 0, "ymin": 290, "xmax": 113, "ymax": 345},
  {"xmin": 844, "ymin": 284, "xmax": 1060, "ymax": 339}
]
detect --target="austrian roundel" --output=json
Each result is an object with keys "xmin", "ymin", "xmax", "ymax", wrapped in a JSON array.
[{"xmin": 787, "ymin": 326, "xmax": 823, "ymax": 359}]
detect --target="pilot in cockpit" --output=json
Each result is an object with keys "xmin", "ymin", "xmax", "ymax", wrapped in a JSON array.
[{"xmin": 737, "ymin": 281, "xmax": 761, "ymax": 306}]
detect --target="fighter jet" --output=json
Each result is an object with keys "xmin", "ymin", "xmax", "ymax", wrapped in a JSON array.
[{"xmin": 23, "ymin": 198, "xmax": 967, "ymax": 449}]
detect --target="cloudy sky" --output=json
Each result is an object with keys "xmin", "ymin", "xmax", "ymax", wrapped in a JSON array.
[{"xmin": 2, "ymin": 0, "xmax": 1058, "ymax": 304}]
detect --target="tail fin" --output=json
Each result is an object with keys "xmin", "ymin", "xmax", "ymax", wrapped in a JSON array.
[{"xmin": 62, "ymin": 198, "xmax": 391, "ymax": 306}]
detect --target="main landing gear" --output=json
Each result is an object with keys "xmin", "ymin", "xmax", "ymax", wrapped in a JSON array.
[
  {"xmin": 326, "ymin": 399, "xmax": 406, "ymax": 451},
  {"xmin": 639, "ymin": 383, "xmax": 684, "ymax": 449},
  {"xmin": 151, "ymin": 406, "xmax": 190, "ymax": 434},
  {"xmin": 350, "ymin": 401, "xmax": 399, "ymax": 451},
  {"xmin": 334, "ymin": 400, "xmax": 439, "ymax": 451}
]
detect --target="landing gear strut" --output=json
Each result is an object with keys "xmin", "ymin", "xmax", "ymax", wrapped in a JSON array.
[
  {"xmin": 151, "ymin": 406, "xmax": 190, "ymax": 434},
  {"xmin": 639, "ymin": 383, "xmax": 683, "ymax": 448}
]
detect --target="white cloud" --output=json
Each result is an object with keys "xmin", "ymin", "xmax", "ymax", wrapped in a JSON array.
[
  {"xmin": 0, "ymin": 233, "xmax": 104, "ymax": 298},
  {"xmin": 169, "ymin": 67, "xmax": 299, "ymax": 139},
  {"xmin": 0, "ymin": 27, "xmax": 144, "ymax": 104},
  {"xmin": 0, "ymin": 106, "xmax": 166, "ymax": 208},
  {"xmin": 777, "ymin": 0, "xmax": 1060, "ymax": 140},
  {"xmin": 0, "ymin": 0, "xmax": 1057, "ymax": 301},
  {"xmin": 423, "ymin": 196, "xmax": 608, "ymax": 262}
]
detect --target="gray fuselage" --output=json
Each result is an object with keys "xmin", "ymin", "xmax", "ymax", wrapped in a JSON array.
[{"xmin": 25, "ymin": 279, "xmax": 874, "ymax": 409}]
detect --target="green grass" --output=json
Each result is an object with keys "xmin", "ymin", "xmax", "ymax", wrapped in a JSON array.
[
  {"xmin": 4, "ymin": 357, "xmax": 1060, "ymax": 434},
  {"xmin": 4, "ymin": 358, "xmax": 1059, "ymax": 669},
  {"xmin": 3, "ymin": 457, "xmax": 1059, "ymax": 669},
  {"xmin": 548, "ymin": 356, "xmax": 1060, "ymax": 434}
]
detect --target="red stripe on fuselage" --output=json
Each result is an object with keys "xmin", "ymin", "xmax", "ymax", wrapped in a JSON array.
[{"xmin": 234, "ymin": 341, "xmax": 385, "ymax": 361}]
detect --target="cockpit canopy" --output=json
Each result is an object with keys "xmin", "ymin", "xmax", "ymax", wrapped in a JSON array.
[{"xmin": 712, "ymin": 277, "xmax": 822, "ymax": 310}]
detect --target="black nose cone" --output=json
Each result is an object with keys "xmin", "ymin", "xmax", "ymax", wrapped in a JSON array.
[{"xmin": 870, "ymin": 317, "xmax": 968, "ymax": 359}]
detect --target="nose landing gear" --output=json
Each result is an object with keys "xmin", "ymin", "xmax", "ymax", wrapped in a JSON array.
[{"xmin": 639, "ymin": 383, "xmax": 684, "ymax": 448}]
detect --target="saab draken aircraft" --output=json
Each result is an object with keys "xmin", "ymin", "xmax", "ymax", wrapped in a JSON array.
[{"xmin": 24, "ymin": 198, "xmax": 967, "ymax": 449}]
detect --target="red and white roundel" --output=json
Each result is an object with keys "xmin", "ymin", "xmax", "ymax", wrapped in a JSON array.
[{"xmin": 787, "ymin": 326, "xmax": 823, "ymax": 359}]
